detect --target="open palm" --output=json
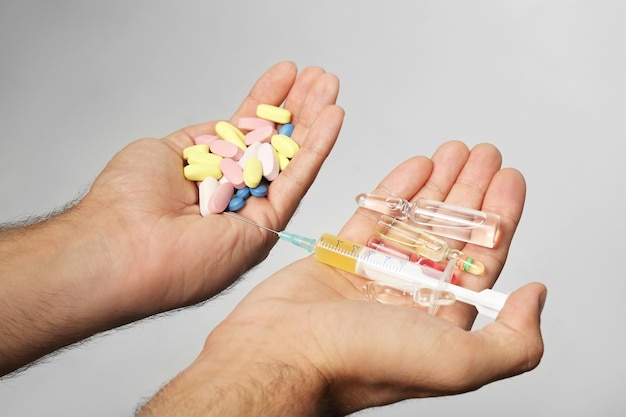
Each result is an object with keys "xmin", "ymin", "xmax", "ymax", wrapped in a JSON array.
[
  {"xmin": 79, "ymin": 62, "xmax": 344, "ymax": 318},
  {"xmin": 197, "ymin": 141, "xmax": 546, "ymax": 415}
]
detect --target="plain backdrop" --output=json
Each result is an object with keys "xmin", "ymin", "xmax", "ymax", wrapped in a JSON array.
[{"xmin": 1, "ymin": 1, "xmax": 624, "ymax": 416}]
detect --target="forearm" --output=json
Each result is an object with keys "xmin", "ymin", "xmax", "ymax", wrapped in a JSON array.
[
  {"xmin": 0, "ymin": 204, "xmax": 123, "ymax": 375},
  {"xmin": 136, "ymin": 326, "xmax": 329, "ymax": 417}
]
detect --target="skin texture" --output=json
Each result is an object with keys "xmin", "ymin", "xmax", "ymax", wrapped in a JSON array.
[
  {"xmin": 0, "ymin": 61, "xmax": 344, "ymax": 376},
  {"xmin": 0, "ymin": 61, "xmax": 546, "ymax": 416},
  {"xmin": 137, "ymin": 142, "xmax": 546, "ymax": 416}
]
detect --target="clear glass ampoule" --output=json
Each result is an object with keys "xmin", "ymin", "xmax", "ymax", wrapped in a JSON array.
[
  {"xmin": 375, "ymin": 215, "xmax": 485, "ymax": 275},
  {"xmin": 362, "ymin": 281, "xmax": 456, "ymax": 312},
  {"xmin": 356, "ymin": 193, "xmax": 500, "ymax": 248}
]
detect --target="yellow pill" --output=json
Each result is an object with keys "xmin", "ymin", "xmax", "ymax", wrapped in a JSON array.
[
  {"xmin": 277, "ymin": 153, "xmax": 290, "ymax": 171},
  {"xmin": 187, "ymin": 152, "xmax": 223, "ymax": 166},
  {"xmin": 183, "ymin": 163, "xmax": 222, "ymax": 181},
  {"xmin": 182, "ymin": 144, "xmax": 210, "ymax": 160},
  {"xmin": 256, "ymin": 104, "xmax": 292, "ymax": 124},
  {"xmin": 215, "ymin": 121, "xmax": 246, "ymax": 150},
  {"xmin": 243, "ymin": 157, "xmax": 263, "ymax": 188},
  {"xmin": 271, "ymin": 134, "xmax": 299, "ymax": 159}
]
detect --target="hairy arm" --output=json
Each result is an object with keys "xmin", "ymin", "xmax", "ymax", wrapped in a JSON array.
[
  {"xmin": 0, "ymin": 61, "xmax": 344, "ymax": 377},
  {"xmin": 0, "ymin": 203, "xmax": 125, "ymax": 375}
]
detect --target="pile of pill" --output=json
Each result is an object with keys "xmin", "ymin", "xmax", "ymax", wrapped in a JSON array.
[{"xmin": 182, "ymin": 104, "xmax": 300, "ymax": 216}]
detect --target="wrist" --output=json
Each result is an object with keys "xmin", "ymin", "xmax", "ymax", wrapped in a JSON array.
[{"xmin": 137, "ymin": 324, "xmax": 329, "ymax": 417}]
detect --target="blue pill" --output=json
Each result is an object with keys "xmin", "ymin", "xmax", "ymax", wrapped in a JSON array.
[
  {"xmin": 250, "ymin": 183, "xmax": 268, "ymax": 197},
  {"xmin": 236, "ymin": 186, "xmax": 251, "ymax": 200},
  {"xmin": 227, "ymin": 196, "xmax": 246, "ymax": 211},
  {"xmin": 278, "ymin": 123, "xmax": 294, "ymax": 137}
]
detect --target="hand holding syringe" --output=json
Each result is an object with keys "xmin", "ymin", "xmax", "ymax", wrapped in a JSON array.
[{"xmin": 224, "ymin": 212, "xmax": 508, "ymax": 319}]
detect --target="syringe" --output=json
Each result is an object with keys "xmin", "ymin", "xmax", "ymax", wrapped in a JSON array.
[{"xmin": 223, "ymin": 212, "xmax": 508, "ymax": 318}]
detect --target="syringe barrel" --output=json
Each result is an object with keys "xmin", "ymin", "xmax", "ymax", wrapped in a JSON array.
[
  {"xmin": 313, "ymin": 233, "xmax": 361, "ymax": 273},
  {"xmin": 313, "ymin": 233, "xmax": 444, "ymax": 287}
]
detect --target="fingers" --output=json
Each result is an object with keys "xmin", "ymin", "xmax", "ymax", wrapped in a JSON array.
[
  {"xmin": 431, "ymin": 143, "xmax": 502, "ymax": 210},
  {"xmin": 464, "ymin": 167, "xmax": 527, "ymax": 283},
  {"xmin": 230, "ymin": 61, "xmax": 299, "ymax": 121},
  {"xmin": 267, "ymin": 76, "xmax": 344, "ymax": 224},
  {"xmin": 340, "ymin": 141, "xmax": 502, "ymax": 245},
  {"xmin": 227, "ymin": 65, "xmax": 342, "ymax": 229},
  {"xmin": 167, "ymin": 61, "xmax": 299, "ymax": 148},
  {"xmin": 339, "ymin": 155, "xmax": 435, "ymax": 242},
  {"xmin": 418, "ymin": 141, "xmax": 471, "ymax": 201}
]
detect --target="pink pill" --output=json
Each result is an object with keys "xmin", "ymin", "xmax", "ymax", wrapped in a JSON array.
[
  {"xmin": 220, "ymin": 157, "xmax": 245, "ymax": 189},
  {"xmin": 238, "ymin": 141, "xmax": 261, "ymax": 169},
  {"xmin": 257, "ymin": 142, "xmax": 280, "ymax": 181},
  {"xmin": 209, "ymin": 139, "xmax": 244, "ymax": 160},
  {"xmin": 198, "ymin": 177, "xmax": 219, "ymax": 217},
  {"xmin": 208, "ymin": 182, "xmax": 235, "ymax": 214},
  {"xmin": 194, "ymin": 134, "xmax": 219, "ymax": 146},
  {"xmin": 244, "ymin": 125, "xmax": 277, "ymax": 146},
  {"xmin": 238, "ymin": 117, "xmax": 275, "ymax": 131}
]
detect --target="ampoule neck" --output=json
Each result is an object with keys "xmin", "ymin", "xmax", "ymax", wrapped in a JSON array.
[{"xmin": 355, "ymin": 193, "xmax": 410, "ymax": 220}]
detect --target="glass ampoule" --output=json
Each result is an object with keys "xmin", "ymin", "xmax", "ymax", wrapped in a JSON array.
[
  {"xmin": 356, "ymin": 193, "xmax": 500, "ymax": 248},
  {"xmin": 375, "ymin": 215, "xmax": 485, "ymax": 276},
  {"xmin": 362, "ymin": 281, "xmax": 456, "ymax": 313},
  {"xmin": 366, "ymin": 236, "xmax": 458, "ymax": 283}
]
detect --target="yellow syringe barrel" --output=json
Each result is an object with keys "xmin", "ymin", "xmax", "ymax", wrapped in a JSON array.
[{"xmin": 313, "ymin": 233, "xmax": 363, "ymax": 273}]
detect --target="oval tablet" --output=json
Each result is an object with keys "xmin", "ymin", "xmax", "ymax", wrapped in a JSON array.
[
  {"xmin": 187, "ymin": 152, "xmax": 223, "ymax": 166},
  {"xmin": 257, "ymin": 142, "xmax": 279, "ymax": 181},
  {"xmin": 227, "ymin": 196, "xmax": 245, "ymax": 212},
  {"xmin": 216, "ymin": 121, "xmax": 246, "ymax": 151},
  {"xmin": 183, "ymin": 163, "xmax": 222, "ymax": 181},
  {"xmin": 183, "ymin": 144, "xmax": 209, "ymax": 160},
  {"xmin": 277, "ymin": 153, "xmax": 290, "ymax": 171},
  {"xmin": 244, "ymin": 125, "xmax": 276, "ymax": 146},
  {"xmin": 243, "ymin": 157, "xmax": 263, "ymax": 189},
  {"xmin": 238, "ymin": 117, "xmax": 275, "ymax": 131},
  {"xmin": 256, "ymin": 104, "xmax": 292, "ymax": 124},
  {"xmin": 208, "ymin": 182, "xmax": 235, "ymax": 214},
  {"xmin": 271, "ymin": 134, "xmax": 299, "ymax": 159},
  {"xmin": 250, "ymin": 182, "xmax": 268, "ymax": 197},
  {"xmin": 236, "ymin": 186, "xmax": 251, "ymax": 200},
  {"xmin": 220, "ymin": 157, "xmax": 245, "ymax": 189},
  {"xmin": 210, "ymin": 140, "xmax": 244, "ymax": 160},
  {"xmin": 198, "ymin": 177, "xmax": 219, "ymax": 216},
  {"xmin": 238, "ymin": 141, "xmax": 261, "ymax": 169},
  {"xmin": 278, "ymin": 123, "xmax": 294, "ymax": 137}
]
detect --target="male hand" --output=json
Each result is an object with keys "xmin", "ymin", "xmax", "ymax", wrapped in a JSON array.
[{"xmin": 137, "ymin": 141, "xmax": 546, "ymax": 416}]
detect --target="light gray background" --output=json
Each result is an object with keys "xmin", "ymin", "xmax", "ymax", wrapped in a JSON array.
[{"xmin": 1, "ymin": 1, "xmax": 623, "ymax": 416}]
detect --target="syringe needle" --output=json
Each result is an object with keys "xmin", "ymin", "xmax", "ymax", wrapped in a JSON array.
[
  {"xmin": 223, "ymin": 212, "xmax": 317, "ymax": 253},
  {"xmin": 223, "ymin": 211, "xmax": 280, "ymax": 234}
]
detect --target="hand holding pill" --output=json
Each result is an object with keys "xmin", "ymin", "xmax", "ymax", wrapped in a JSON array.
[
  {"xmin": 91, "ymin": 62, "xmax": 343, "ymax": 316},
  {"xmin": 0, "ymin": 62, "xmax": 343, "ymax": 376},
  {"xmin": 136, "ymin": 141, "xmax": 546, "ymax": 416}
]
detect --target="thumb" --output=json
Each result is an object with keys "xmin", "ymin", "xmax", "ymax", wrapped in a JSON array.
[
  {"xmin": 444, "ymin": 283, "xmax": 547, "ymax": 391},
  {"xmin": 465, "ymin": 282, "xmax": 547, "ymax": 386}
]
